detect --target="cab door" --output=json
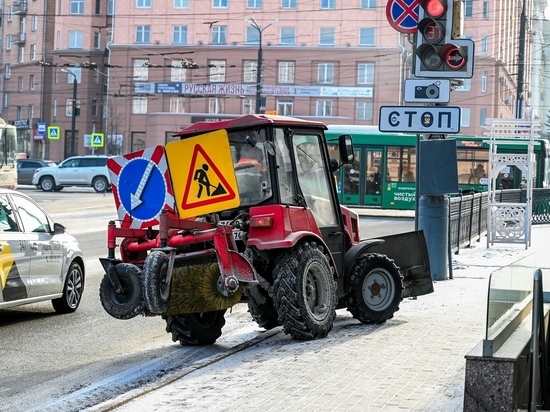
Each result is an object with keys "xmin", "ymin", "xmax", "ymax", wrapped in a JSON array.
[{"xmin": 363, "ymin": 148, "xmax": 383, "ymax": 206}]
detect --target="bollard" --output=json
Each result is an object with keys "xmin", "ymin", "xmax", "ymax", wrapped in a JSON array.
[{"xmin": 418, "ymin": 194, "xmax": 449, "ymax": 280}]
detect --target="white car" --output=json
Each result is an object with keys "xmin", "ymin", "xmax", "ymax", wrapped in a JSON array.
[
  {"xmin": 32, "ymin": 155, "xmax": 111, "ymax": 193},
  {"xmin": 0, "ymin": 189, "xmax": 84, "ymax": 313}
]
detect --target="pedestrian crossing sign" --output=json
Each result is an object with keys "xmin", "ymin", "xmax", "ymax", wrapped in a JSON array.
[
  {"xmin": 47, "ymin": 126, "xmax": 60, "ymax": 140},
  {"xmin": 91, "ymin": 133, "xmax": 105, "ymax": 147}
]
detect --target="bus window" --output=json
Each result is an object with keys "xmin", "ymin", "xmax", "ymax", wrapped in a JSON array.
[
  {"xmin": 456, "ymin": 149, "xmax": 488, "ymax": 185},
  {"xmin": 386, "ymin": 146, "xmax": 416, "ymax": 182}
]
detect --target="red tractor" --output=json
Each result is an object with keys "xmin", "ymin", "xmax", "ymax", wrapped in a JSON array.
[{"xmin": 99, "ymin": 115, "xmax": 433, "ymax": 345}]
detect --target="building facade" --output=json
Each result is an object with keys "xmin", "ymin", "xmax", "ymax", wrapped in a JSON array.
[{"xmin": 0, "ymin": 0, "xmax": 547, "ymax": 160}]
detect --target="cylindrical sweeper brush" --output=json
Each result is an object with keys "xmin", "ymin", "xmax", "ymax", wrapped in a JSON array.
[{"xmin": 162, "ymin": 262, "xmax": 243, "ymax": 316}]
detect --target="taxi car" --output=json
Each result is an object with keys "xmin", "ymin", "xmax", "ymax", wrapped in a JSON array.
[{"xmin": 0, "ymin": 189, "xmax": 84, "ymax": 313}]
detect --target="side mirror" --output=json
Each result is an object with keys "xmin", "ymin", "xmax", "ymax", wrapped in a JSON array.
[
  {"xmin": 338, "ymin": 134, "xmax": 354, "ymax": 164},
  {"xmin": 53, "ymin": 222, "xmax": 66, "ymax": 235}
]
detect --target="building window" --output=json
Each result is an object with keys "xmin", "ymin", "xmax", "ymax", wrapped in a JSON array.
[
  {"xmin": 4, "ymin": 93, "xmax": 9, "ymax": 108},
  {"xmin": 65, "ymin": 99, "xmax": 75, "ymax": 117},
  {"xmin": 277, "ymin": 100, "xmax": 293, "ymax": 116},
  {"xmin": 246, "ymin": 27, "xmax": 260, "ymax": 44},
  {"xmin": 94, "ymin": 70, "xmax": 100, "ymax": 84},
  {"xmin": 359, "ymin": 28, "xmax": 375, "ymax": 46},
  {"xmin": 480, "ymin": 108, "xmax": 487, "ymax": 126},
  {"xmin": 171, "ymin": 66, "xmax": 186, "ymax": 81},
  {"xmin": 321, "ymin": 0, "xmax": 335, "ymax": 9},
  {"xmin": 132, "ymin": 97, "xmax": 148, "ymax": 114},
  {"xmin": 69, "ymin": 31, "xmax": 84, "ymax": 48},
  {"xmin": 282, "ymin": 0, "xmax": 297, "ymax": 8},
  {"xmin": 137, "ymin": 0, "xmax": 152, "ymax": 7},
  {"xmin": 278, "ymin": 61, "xmax": 295, "ymax": 84},
  {"xmin": 213, "ymin": 0, "xmax": 228, "ymax": 8},
  {"xmin": 136, "ymin": 25, "xmax": 151, "ymax": 44},
  {"xmin": 70, "ymin": 0, "xmax": 84, "ymax": 14},
  {"xmin": 243, "ymin": 99, "xmax": 255, "ymax": 114},
  {"xmin": 319, "ymin": 27, "xmax": 335, "ymax": 46},
  {"xmin": 357, "ymin": 63, "xmax": 374, "ymax": 84},
  {"xmin": 280, "ymin": 27, "xmax": 296, "ymax": 45},
  {"xmin": 317, "ymin": 63, "xmax": 334, "ymax": 84},
  {"xmin": 209, "ymin": 97, "xmax": 224, "ymax": 114},
  {"xmin": 133, "ymin": 59, "xmax": 149, "ymax": 81},
  {"xmin": 169, "ymin": 97, "xmax": 186, "ymax": 113},
  {"xmin": 30, "ymin": 74, "xmax": 35, "ymax": 90},
  {"xmin": 174, "ymin": 0, "xmax": 189, "ymax": 7},
  {"xmin": 95, "ymin": 0, "xmax": 101, "ymax": 14},
  {"xmin": 5, "ymin": 64, "xmax": 11, "ymax": 79},
  {"xmin": 356, "ymin": 101, "xmax": 373, "ymax": 120},
  {"xmin": 456, "ymin": 79, "xmax": 471, "ymax": 91},
  {"xmin": 481, "ymin": 71, "xmax": 488, "ymax": 92},
  {"xmin": 6, "ymin": 35, "xmax": 12, "ymax": 51},
  {"xmin": 483, "ymin": 1, "xmax": 489, "ymax": 18},
  {"xmin": 173, "ymin": 26, "xmax": 188, "ymax": 44},
  {"xmin": 209, "ymin": 60, "xmax": 226, "ymax": 82},
  {"xmin": 316, "ymin": 100, "xmax": 333, "ymax": 116},
  {"xmin": 18, "ymin": 47, "xmax": 25, "ymax": 63},
  {"xmin": 243, "ymin": 61, "xmax": 257, "ymax": 83},
  {"xmin": 92, "ymin": 99, "xmax": 98, "ymax": 117},
  {"xmin": 108, "ymin": 0, "xmax": 115, "ymax": 14},
  {"xmin": 481, "ymin": 36, "xmax": 488, "ymax": 54},
  {"xmin": 131, "ymin": 132, "xmax": 146, "ymax": 152},
  {"xmin": 7, "ymin": 6, "xmax": 13, "ymax": 22},
  {"xmin": 66, "ymin": 67, "xmax": 82, "ymax": 83},
  {"xmin": 361, "ymin": 0, "xmax": 376, "ymax": 9},
  {"xmin": 31, "ymin": 15, "xmax": 38, "ymax": 31},
  {"xmin": 212, "ymin": 26, "xmax": 227, "ymax": 44},
  {"xmin": 30, "ymin": 44, "xmax": 37, "ymax": 60},
  {"xmin": 28, "ymin": 105, "xmax": 33, "ymax": 119},
  {"xmin": 94, "ymin": 33, "xmax": 101, "ymax": 49},
  {"xmin": 247, "ymin": 0, "xmax": 262, "ymax": 7},
  {"xmin": 464, "ymin": 0, "xmax": 473, "ymax": 17},
  {"xmin": 18, "ymin": 77, "xmax": 23, "ymax": 92},
  {"xmin": 461, "ymin": 108, "xmax": 470, "ymax": 127}
]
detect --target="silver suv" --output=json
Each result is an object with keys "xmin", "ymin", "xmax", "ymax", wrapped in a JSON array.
[{"xmin": 32, "ymin": 155, "xmax": 111, "ymax": 193}]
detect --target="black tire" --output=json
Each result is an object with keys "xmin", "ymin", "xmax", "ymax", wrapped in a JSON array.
[
  {"xmin": 272, "ymin": 241, "xmax": 337, "ymax": 340},
  {"xmin": 39, "ymin": 176, "xmax": 55, "ymax": 192},
  {"xmin": 52, "ymin": 262, "xmax": 85, "ymax": 313},
  {"xmin": 143, "ymin": 251, "xmax": 171, "ymax": 314},
  {"xmin": 164, "ymin": 310, "xmax": 226, "ymax": 346},
  {"xmin": 53, "ymin": 186, "xmax": 64, "ymax": 192},
  {"xmin": 346, "ymin": 253, "xmax": 403, "ymax": 324},
  {"xmin": 93, "ymin": 176, "xmax": 109, "ymax": 193},
  {"xmin": 244, "ymin": 285, "xmax": 280, "ymax": 330},
  {"xmin": 99, "ymin": 263, "xmax": 145, "ymax": 320}
]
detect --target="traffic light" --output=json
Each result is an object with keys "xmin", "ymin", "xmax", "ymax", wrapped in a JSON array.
[{"xmin": 414, "ymin": 0, "xmax": 474, "ymax": 78}]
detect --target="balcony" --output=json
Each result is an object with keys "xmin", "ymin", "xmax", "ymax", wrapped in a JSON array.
[
  {"xmin": 13, "ymin": 33, "xmax": 26, "ymax": 44},
  {"xmin": 12, "ymin": 1, "xmax": 27, "ymax": 15}
]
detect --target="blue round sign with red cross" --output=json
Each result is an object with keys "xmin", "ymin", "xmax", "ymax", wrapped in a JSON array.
[{"xmin": 386, "ymin": 0, "xmax": 420, "ymax": 34}]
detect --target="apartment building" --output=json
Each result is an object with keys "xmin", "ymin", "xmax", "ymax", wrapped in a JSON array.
[{"xmin": 0, "ymin": 0, "xmax": 546, "ymax": 160}]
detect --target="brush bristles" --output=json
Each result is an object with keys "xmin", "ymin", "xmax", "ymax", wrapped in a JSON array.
[{"xmin": 163, "ymin": 263, "xmax": 243, "ymax": 315}]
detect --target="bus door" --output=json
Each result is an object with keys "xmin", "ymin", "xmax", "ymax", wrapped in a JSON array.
[
  {"xmin": 363, "ymin": 148, "xmax": 383, "ymax": 206},
  {"xmin": 340, "ymin": 147, "xmax": 361, "ymax": 206}
]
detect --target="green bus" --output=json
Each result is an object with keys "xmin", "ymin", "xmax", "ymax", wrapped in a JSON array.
[{"xmin": 325, "ymin": 125, "xmax": 550, "ymax": 210}]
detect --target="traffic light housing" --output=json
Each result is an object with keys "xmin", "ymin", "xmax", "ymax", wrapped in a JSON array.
[{"xmin": 414, "ymin": 0, "xmax": 474, "ymax": 78}]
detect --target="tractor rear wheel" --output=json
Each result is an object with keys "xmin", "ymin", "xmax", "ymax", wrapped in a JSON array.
[
  {"xmin": 347, "ymin": 253, "xmax": 403, "ymax": 324},
  {"xmin": 163, "ymin": 310, "xmax": 226, "ymax": 346},
  {"xmin": 143, "ymin": 251, "xmax": 171, "ymax": 314},
  {"xmin": 272, "ymin": 241, "xmax": 336, "ymax": 340},
  {"xmin": 99, "ymin": 263, "xmax": 145, "ymax": 320},
  {"xmin": 244, "ymin": 285, "xmax": 280, "ymax": 330}
]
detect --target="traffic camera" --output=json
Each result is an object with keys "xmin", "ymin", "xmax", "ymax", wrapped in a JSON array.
[{"xmin": 414, "ymin": 0, "xmax": 474, "ymax": 78}]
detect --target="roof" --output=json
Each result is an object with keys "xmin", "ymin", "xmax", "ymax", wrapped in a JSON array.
[{"xmin": 177, "ymin": 114, "xmax": 327, "ymax": 138}]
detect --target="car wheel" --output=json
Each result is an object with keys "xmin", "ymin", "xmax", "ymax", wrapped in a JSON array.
[
  {"xmin": 52, "ymin": 262, "xmax": 85, "ymax": 314},
  {"xmin": 39, "ymin": 176, "xmax": 55, "ymax": 192},
  {"xmin": 93, "ymin": 176, "xmax": 108, "ymax": 193}
]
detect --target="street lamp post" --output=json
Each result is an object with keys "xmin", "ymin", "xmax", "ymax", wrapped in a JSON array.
[
  {"xmin": 62, "ymin": 68, "xmax": 77, "ymax": 157},
  {"xmin": 245, "ymin": 17, "xmax": 277, "ymax": 114}
]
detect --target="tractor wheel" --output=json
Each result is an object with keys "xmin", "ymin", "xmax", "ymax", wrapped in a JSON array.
[
  {"xmin": 143, "ymin": 251, "xmax": 171, "ymax": 315},
  {"xmin": 99, "ymin": 263, "xmax": 145, "ymax": 320},
  {"xmin": 347, "ymin": 253, "xmax": 403, "ymax": 324},
  {"xmin": 272, "ymin": 241, "xmax": 337, "ymax": 340},
  {"xmin": 244, "ymin": 285, "xmax": 280, "ymax": 330},
  {"xmin": 163, "ymin": 310, "xmax": 226, "ymax": 346}
]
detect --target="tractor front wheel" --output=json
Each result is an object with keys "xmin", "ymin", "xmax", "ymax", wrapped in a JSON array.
[
  {"xmin": 347, "ymin": 253, "xmax": 403, "ymax": 324},
  {"xmin": 272, "ymin": 241, "xmax": 337, "ymax": 340},
  {"xmin": 163, "ymin": 310, "xmax": 226, "ymax": 346},
  {"xmin": 99, "ymin": 263, "xmax": 145, "ymax": 320},
  {"xmin": 244, "ymin": 285, "xmax": 280, "ymax": 330}
]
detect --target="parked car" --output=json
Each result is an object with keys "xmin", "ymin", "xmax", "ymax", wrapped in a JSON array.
[
  {"xmin": 0, "ymin": 189, "xmax": 85, "ymax": 313},
  {"xmin": 17, "ymin": 158, "xmax": 57, "ymax": 185},
  {"xmin": 32, "ymin": 155, "xmax": 111, "ymax": 193}
]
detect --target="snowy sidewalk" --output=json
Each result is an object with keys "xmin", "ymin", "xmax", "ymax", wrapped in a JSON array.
[{"xmin": 95, "ymin": 225, "xmax": 550, "ymax": 412}]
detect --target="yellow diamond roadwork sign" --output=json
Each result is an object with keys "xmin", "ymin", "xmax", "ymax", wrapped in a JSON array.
[{"xmin": 165, "ymin": 129, "xmax": 239, "ymax": 219}]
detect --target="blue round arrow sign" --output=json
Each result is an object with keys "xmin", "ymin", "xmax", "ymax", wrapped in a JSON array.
[{"xmin": 386, "ymin": 0, "xmax": 420, "ymax": 34}]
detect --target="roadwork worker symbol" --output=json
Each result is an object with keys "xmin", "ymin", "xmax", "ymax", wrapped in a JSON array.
[{"xmin": 194, "ymin": 164, "xmax": 227, "ymax": 198}]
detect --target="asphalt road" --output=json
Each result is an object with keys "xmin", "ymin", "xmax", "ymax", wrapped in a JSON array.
[{"xmin": 0, "ymin": 187, "xmax": 415, "ymax": 412}]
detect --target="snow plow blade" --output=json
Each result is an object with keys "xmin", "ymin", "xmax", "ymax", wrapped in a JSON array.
[{"xmin": 367, "ymin": 230, "xmax": 433, "ymax": 298}]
